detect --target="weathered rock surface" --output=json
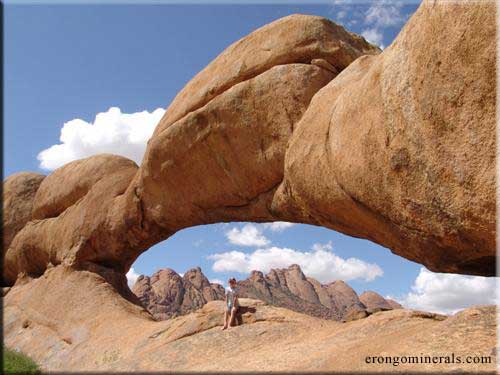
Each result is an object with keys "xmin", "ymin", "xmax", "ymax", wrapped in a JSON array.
[
  {"xmin": 324, "ymin": 280, "xmax": 369, "ymax": 321},
  {"xmin": 3, "ymin": 172, "xmax": 45, "ymax": 253},
  {"xmin": 154, "ymin": 14, "xmax": 380, "ymax": 132},
  {"xmin": 132, "ymin": 267, "xmax": 224, "ymax": 319},
  {"xmin": 2, "ymin": 15, "xmax": 378, "ymax": 286},
  {"xmin": 133, "ymin": 264, "xmax": 401, "ymax": 322},
  {"xmin": 386, "ymin": 298, "xmax": 403, "ymax": 310},
  {"xmin": 2, "ymin": 2, "xmax": 496, "ymax": 372},
  {"xmin": 360, "ymin": 291, "xmax": 394, "ymax": 312},
  {"xmin": 236, "ymin": 265, "xmax": 376, "ymax": 321},
  {"xmin": 32, "ymin": 154, "xmax": 137, "ymax": 220},
  {"xmin": 3, "ymin": 154, "xmax": 143, "ymax": 284},
  {"xmin": 274, "ymin": 0, "xmax": 495, "ymax": 276},
  {"xmin": 3, "ymin": 265, "xmax": 495, "ymax": 372},
  {"xmin": 2, "ymin": 1, "xmax": 495, "ymax": 288}
]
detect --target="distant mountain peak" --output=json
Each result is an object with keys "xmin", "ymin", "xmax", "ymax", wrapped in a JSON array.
[{"xmin": 132, "ymin": 265, "xmax": 403, "ymax": 321}]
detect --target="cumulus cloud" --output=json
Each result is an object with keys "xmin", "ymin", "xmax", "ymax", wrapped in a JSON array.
[
  {"xmin": 37, "ymin": 106, "xmax": 165, "ymax": 171},
  {"xmin": 225, "ymin": 224, "xmax": 271, "ymax": 247},
  {"xmin": 261, "ymin": 222, "xmax": 295, "ymax": 232},
  {"xmin": 207, "ymin": 242, "xmax": 383, "ymax": 283},
  {"xmin": 126, "ymin": 267, "xmax": 140, "ymax": 287},
  {"xmin": 361, "ymin": 28, "xmax": 385, "ymax": 49},
  {"xmin": 400, "ymin": 268, "xmax": 497, "ymax": 315},
  {"xmin": 364, "ymin": 1, "xmax": 406, "ymax": 28},
  {"xmin": 359, "ymin": 1, "xmax": 410, "ymax": 50},
  {"xmin": 224, "ymin": 222, "xmax": 294, "ymax": 247}
]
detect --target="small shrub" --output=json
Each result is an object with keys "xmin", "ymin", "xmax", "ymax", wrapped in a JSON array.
[{"xmin": 3, "ymin": 346, "xmax": 41, "ymax": 374}]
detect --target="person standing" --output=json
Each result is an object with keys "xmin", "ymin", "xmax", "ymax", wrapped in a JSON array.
[{"xmin": 222, "ymin": 277, "xmax": 240, "ymax": 330}]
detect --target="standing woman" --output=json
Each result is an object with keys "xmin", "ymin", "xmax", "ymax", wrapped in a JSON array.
[{"xmin": 222, "ymin": 277, "xmax": 239, "ymax": 330}]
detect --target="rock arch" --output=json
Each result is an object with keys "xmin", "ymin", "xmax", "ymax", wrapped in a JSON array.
[{"xmin": 3, "ymin": 1, "xmax": 496, "ymax": 289}]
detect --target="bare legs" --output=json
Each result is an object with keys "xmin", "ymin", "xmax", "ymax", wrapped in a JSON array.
[
  {"xmin": 221, "ymin": 307, "xmax": 238, "ymax": 330},
  {"xmin": 221, "ymin": 309, "xmax": 229, "ymax": 330},
  {"xmin": 229, "ymin": 307, "xmax": 237, "ymax": 328}
]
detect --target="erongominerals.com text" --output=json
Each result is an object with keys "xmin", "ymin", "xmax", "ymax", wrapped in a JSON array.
[{"xmin": 365, "ymin": 353, "xmax": 492, "ymax": 367}]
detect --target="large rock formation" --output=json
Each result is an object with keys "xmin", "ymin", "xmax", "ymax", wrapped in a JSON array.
[
  {"xmin": 2, "ymin": 1, "xmax": 496, "ymax": 370},
  {"xmin": 3, "ymin": 264, "xmax": 495, "ymax": 372},
  {"xmin": 3, "ymin": 154, "xmax": 142, "ymax": 284},
  {"xmin": 3, "ymin": 172, "xmax": 45, "ymax": 252},
  {"xmin": 360, "ymin": 291, "xmax": 394, "ymax": 312},
  {"xmin": 132, "ymin": 267, "xmax": 224, "ymax": 319},
  {"xmin": 133, "ymin": 264, "xmax": 401, "ymax": 322},
  {"xmin": 2, "ymin": 1, "xmax": 495, "ymax": 289},
  {"xmin": 276, "ymin": 1, "xmax": 496, "ymax": 276},
  {"xmin": 236, "ymin": 265, "xmax": 371, "ymax": 321}
]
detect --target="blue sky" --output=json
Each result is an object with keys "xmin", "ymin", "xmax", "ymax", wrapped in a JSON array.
[{"xmin": 5, "ymin": 1, "xmax": 496, "ymax": 314}]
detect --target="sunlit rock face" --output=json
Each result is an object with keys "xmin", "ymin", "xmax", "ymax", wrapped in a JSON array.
[
  {"xmin": 2, "ymin": 0, "xmax": 495, "ymax": 290},
  {"xmin": 1, "ymin": 1, "xmax": 496, "ymax": 372},
  {"xmin": 3, "ymin": 172, "xmax": 45, "ymax": 253},
  {"xmin": 132, "ymin": 267, "xmax": 225, "ymax": 320},
  {"xmin": 132, "ymin": 264, "xmax": 400, "ymax": 322}
]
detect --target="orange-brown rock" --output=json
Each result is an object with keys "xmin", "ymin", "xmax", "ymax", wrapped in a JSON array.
[
  {"xmin": 325, "ymin": 280, "xmax": 367, "ymax": 320},
  {"xmin": 3, "ymin": 15, "xmax": 378, "ymax": 286},
  {"xmin": 2, "ymin": 2, "xmax": 495, "ymax": 371},
  {"xmin": 3, "ymin": 154, "xmax": 144, "ymax": 284},
  {"xmin": 273, "ymin": 0, "xmax": 495, "ymax": 276},
  {"xmin": 4, "ymin": 2, "xmax": 494, "ymax": 287},
  {"xmin": 135, "ymin": 63, "xmax": 336, "ymax": 231},
  {"xmin": 132, "ymin": 267, "xmax": 225, "ymax": 319},
  {"xmin": 154, "ymin": 14, "xmax": 380, "ymax": 132},
  {"xmin": 386, "ymin": 298, "xmax": 403, "ymax": 310},
  {"xmin": 32, "ymin": 154, "xmax": 137, "ymax": 220},
  {"xmin": 237, "ymin": 266, "xmax": 342, "ymax": 320},
  {"xmin": 3, "ymin": 172, "xmax": 45, "ymax": 253},
  {"xmin": 359, "ymin": 291, "xmax": 393, "ymax": 312},
  {"xmin": 131, "ymin": 264, "xmax": 405, "ymax": 323},
  {"xmin": 3, "ymin": 265, "xmax": 495, "ymax": 372}
]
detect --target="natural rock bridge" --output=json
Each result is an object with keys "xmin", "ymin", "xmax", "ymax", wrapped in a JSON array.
[
  {"xmin": 2, "ymin": 1, "xmax": 496, "ymax": 372},
  {"xmin": 4, "ymin": 2, "xmax": 494, "ymax": 291}
]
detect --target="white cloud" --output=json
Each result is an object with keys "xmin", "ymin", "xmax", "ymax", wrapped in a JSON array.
[
  {"xmin": 336, "ymin": 9, "xmax": 347, "ymax": 20},
  {"xmin": 207, "ymin": 242, "xmax": 383, "ymax": 283},
  {"xmin": 361, "ymin": 28, "xmax": 385, "ymax": 49},
  {"xmin": 126, "ymin": 267, "xmax": 140, "ymax": 287},
  {"xmin": 311, "ymin": 241, "xmax": 334, "ymax": 252},
  {"xmin": 364, "ymin": 1, "xmax": 405, "ymax": 28},
  {"xmin": 225, "ymin": 224, "xmax": 270, "ymax": 247},
  {"xmin": 224, "ymin": 222, "xmax": 294, "ymax": 247},
  {"xmin": 37, "ymin": 106, "xmax": 165, "ymax": 170},
  {"xmin": 261, "ymin": 222, "xmax": 295, "ymax": 232},
  {"xmin": 359, "ymin": 1, "xmax": 410, "ymax": 50},
  {"xmin": 400, "ymin": 268, "xmax": 497, "ymax": 315}
]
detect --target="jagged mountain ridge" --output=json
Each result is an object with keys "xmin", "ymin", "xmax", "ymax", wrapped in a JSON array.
[
  {"xmin": 132, "ymin": 264, "xmax": 401, "ymax": 321},
  {"xmin": 132, "ymin": 267, "xmax": 225, "ymax": 319}
]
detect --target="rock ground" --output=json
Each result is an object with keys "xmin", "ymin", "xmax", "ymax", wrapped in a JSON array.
[{"xmin": 3, "ymin": 265, "xmax": 496, "ymax": 373}]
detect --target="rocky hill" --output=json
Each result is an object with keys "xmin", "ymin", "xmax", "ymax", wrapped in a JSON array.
[
  {"xmin": 132, "ymin": 267, "xmax": 225, "ymax": 319},
  {"xmin": 132, "ymin": 264, "xmax": 401, "ymax": 322},
  {"xmin": 360, "ymin": 290, "xmax": 403, "ymax": 312}
]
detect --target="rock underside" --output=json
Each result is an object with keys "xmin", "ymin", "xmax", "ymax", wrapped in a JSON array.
[
  {"xmin": 2, "ymin": 0, "xmax": 496, "ymax": 372},
  {"xmin": 2, "ymin": 1, "xmax": 496, "ymax": 288}
]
